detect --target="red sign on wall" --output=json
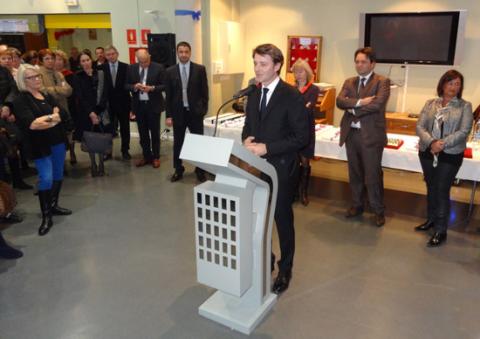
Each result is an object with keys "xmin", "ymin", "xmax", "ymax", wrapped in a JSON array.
[
  {"xmin": 126, "ymin": 29, "xmax": 137, "ymax": 45},
  {"xmin": 129, "ymin": 47, "xmax": 142, "ymax": 64},
  {"xmin": 141, "ymin": 29, "xmax": 151, "ymax": 45}
]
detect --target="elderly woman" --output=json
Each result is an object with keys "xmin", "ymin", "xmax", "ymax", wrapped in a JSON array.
[
  {"xmin": 291, "ymin": 59, "xmax": 319, "ymax": 206},
  {"xmin": 38, "ymin": 49, "xmax": 74, "ymax": 165},
  {"xmin": 415, "ymin": 70, "xmax": 472, "ymax": 247},
  {"xmin": 75, "ymin": 51, "xmax": 109, "ymax": 177},
  {"xmin": 12, "ymin": 65, "xmax": 72, "ymax": 236},
  {"xmin": 38, "ymin": 49, "xmax": 73, "ymax": 115},
  {"xmin": 22, "ymin": 50, "xmax": 39, "ymax": 66},
  {"xmin": 6, "ymin": 47, "xmax": 21, "ymax": 81},
  {"xmin": 54, "ymin": 49, "xmax": 78, "ymax": 164}
]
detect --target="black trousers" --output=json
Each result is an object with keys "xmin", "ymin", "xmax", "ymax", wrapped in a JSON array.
[
  {"xmin": 110, "ymin": 103, "xmax": 130, "ymax": 153},
  {"xmin": 419, "ymin": 156, "xmax": 461, "ymax": 233},
  {"xmin": 264, "ymin": 158, "xmax": 298, "ymax": 273},
  {"xmin": 173, "ymin": 107, "xmax": 204, "ymax": 172},
  {"xmin": 345, "ymin": 128, "xmax": 385, "ymax": 214},
  {"xmin": 136, "ymin": 101, "xmax": 160, "ymax": 160}
]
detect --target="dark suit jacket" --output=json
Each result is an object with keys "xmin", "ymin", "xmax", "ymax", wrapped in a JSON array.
[
  {"xmin": 0, "ymin": 66, "xmax": 19, "ymax": 109},
  {"xmin": 241, "ymin": 79, "xmax": 309, "ymax": 174},
  {"xmin": 336, "ymin": 73, "xmax": 390, "ymax": 147},
  {"xmin": 126, "ymin": 61, "xmax": 166, "ymax": 113},
  {"xmin": 165, "ymin": 62, "xmax": 208, "ymax": 124},
  {"xmin": 103, "ymin": 61, "xmax": 131, "ymax": 113}
]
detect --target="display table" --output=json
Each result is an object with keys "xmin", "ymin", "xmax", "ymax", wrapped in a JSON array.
[{"xmin": 205, "ymin": 115, "xmax": 480, "ymax": 182}]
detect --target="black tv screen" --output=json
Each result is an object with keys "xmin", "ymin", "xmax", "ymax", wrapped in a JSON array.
[{"xmin": 362, "ymin": 12, "xmax": 463, "ymax": 65}]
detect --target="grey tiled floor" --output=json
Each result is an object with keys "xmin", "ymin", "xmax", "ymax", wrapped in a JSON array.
[{"xmin": 1, "ymin": 139, "xmax": 480, "ymax": 339}]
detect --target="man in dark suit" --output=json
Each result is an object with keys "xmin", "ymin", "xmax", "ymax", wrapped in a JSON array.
[
  {"xmin": 336, "ymin": 47, "xmax": 391, "ymax": 227},
  {"xmin": 242, "ymin": 43, "xmax": 309, "ymax": 294},
  {"xmin": 104, "ymin": 45, "xmax": 132, "ymax": 160},
  {"xmin": 94, "ymin": 47, "xmax": 106, "ymax": 70},
  {"xmin": 126, "ymin": 48, "xmax": 166, "ymax": 168},
  {"xmin": 165, "ymin": 41, "xmax": 209, "ymax": 182}
]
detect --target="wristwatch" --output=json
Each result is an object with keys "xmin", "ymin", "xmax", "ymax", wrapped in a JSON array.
[{"xmin": 46, "ymin": 114, "xmax": 53, "ymax": 122}]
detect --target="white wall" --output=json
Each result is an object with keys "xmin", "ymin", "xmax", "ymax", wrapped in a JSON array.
[
  {"xmin": 0, "ymin": 0, "xmax": 175, "ymax": 64},
  {"xmin": 238, "ymin": 0, "xmax": 480, "ymax": 124},
  {"xmin": 55, "ymin": 28, "xmax": 112, "ymax": 53}
]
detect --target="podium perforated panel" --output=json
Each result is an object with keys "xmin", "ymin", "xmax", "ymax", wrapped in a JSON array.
[
  {"xmin": 196, "ymin": 191, "xmax": 239, "ymax": 270},
  {"xmin": 194, "ymin": 181, "xmax": 253, "ymax": 297}
]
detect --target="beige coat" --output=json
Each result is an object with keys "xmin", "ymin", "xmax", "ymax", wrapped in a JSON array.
[{"xmin": 38, "ymin": 66, "xmax": 72, "ymax": 113}]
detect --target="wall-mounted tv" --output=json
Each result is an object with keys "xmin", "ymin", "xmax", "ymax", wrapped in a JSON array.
[{"xmin": 359, "ymin": 11, "xmax": 467, "ymax": 65}]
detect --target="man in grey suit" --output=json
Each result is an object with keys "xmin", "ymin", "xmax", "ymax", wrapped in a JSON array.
[{"xmin": 336, "ymin": 47, "xmax": 390, "ymax": 227}]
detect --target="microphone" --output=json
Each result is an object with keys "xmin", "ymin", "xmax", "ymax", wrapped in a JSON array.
[
  {"xmin": 212, "ymin": 84, "xmax": 258, "ymax": 137},
  {"xmin": 232, "ymin": 84, "xmax": 257, "ymax": 99}
]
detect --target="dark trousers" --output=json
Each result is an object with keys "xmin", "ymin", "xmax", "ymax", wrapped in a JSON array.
[
  {"xmin": 173, "ymin": 107, "xmax": 204, "ymax": 172},
  {"xmin": 345, "ymin": 128, "xmax": 385, "ymax": 214},
  {"xmin": 264, "ymin": 158, "xmax": 298, "ymax": 273},
  {"xmin": 419, "ymin": 156, "xmax": 461, "ymax": 233},
  {"xmin": 110, "ymin": 103, "xmax": 130, "ymax": 153},
  {"xmin": 135, "ymin": 101, "xmax": 160, "ymax": 160}
]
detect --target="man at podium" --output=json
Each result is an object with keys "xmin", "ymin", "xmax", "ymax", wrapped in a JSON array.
[{"xmin": 241, "ymin": 43, "xmax": 309, "ymax": 294}]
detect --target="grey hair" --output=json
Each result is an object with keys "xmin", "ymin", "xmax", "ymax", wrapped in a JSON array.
[{"xmin": 16, "ymin": 64, "xmax": 40, "ymax": 92}]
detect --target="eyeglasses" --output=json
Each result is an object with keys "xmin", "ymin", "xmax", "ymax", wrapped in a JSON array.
[{"xmin": 25, "ymin": 74, "xmax": 42, "ymax": 81}]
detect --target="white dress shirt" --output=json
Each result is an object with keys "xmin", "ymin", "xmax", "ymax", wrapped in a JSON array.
[
  {"xmin": 260, "ymin": 76, "xmax": 280, "ymax": 108},
  {"xmin": 351, "ymin": 71, "xmax": 373, "ymax": 129}
]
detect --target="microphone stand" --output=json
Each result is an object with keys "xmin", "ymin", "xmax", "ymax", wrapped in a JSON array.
[{"xmin": 212, "ymin": 97, "xmax": 240, "ymax": 137}]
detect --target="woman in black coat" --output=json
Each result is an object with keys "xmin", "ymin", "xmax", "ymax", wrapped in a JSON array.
[
  {"xmin": 74, "ymin": 51, "xmax": 109, "ymax": 177},
  {"xmin": 291, "ymin": 59, "xmax": 319, "ymax": 206}
]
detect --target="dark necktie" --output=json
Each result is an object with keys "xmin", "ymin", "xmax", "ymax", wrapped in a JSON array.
[
  {"xmin": 111, "ymin": 63, "xmax": 117, "ymax": 86},
  {"xmin": 140, "ymin": 67, "xmax": 145, "ymax": 84},
  {"xmin": 260, "ymin": 87, "xmax": 269, "ymax": 119},
  {"xmin": 139, "ymin": 67, "xmax": 145, "ymax": 94}
]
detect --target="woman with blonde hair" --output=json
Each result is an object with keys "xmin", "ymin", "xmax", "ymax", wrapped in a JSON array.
[{"xmin": 291, "ymin": 58, "xmax": 319, "ymax": 206}]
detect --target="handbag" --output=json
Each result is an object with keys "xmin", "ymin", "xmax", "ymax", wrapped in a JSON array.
[{"xmin": 81, "ymin": 126, "xmax": 112, "ymax": 154}]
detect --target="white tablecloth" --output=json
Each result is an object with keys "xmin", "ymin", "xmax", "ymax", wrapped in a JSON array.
[{"xmin": 204, "ymin": 119, "xmax": 480, "ymax": 182}]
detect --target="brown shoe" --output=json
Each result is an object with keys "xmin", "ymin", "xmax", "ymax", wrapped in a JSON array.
[
  {"xmin": 375, "ymin": 213, "xmax": 385, "ymax": 227},
  {"xmin": 136, "ymin": 158, "xmax": 151, "ymax": 167},
  {"xmin": 345, "ymin": 206, "xmax": 363, "ymax": 218},
  {"xmin": 152, "ymin": 159, "xmax": 160, "ymax": 168}
]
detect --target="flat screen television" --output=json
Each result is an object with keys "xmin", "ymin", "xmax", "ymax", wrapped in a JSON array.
[{"xmin": 359, "ymin": 11, "xmax": 467, "ymax": 65}]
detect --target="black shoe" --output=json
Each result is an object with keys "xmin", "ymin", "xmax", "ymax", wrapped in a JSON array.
[
  {"xmin": 170, "ymin": 171, "xmax": 183, "ymax": 182},
  {"xmin": 196, "ymin": 171, "xmax": 206, "ymax": 183},
  {"xmin": 0, "ymin": 244, "xmax": 23, "ymax": 259},
  {"xmin": 13, "ymin": 180, "xmax": 33, "ymax": 190},
  {"xmin": 103, "ymin": 154, "xmax": 112, "ymax": 161},
  {"xmin": 272, "ymin": 270, "xmax": 292, "ymax": 294},
  {"xmin": 414, "ymin": 220, "xmax": 434, "ymax": 232},
  {"xmin": 374, "ymin": 213, "xmax": 385, "ymax": 227},
  {"xmin": 2, "ymin": 212, "xmax": 23, "ymax": 224},
  {"xmin": 0, "ymin": 238, "xmax": 23, "ymax": 259},
  {"xmin": 51, "ymin": 181, "xmax": 72, "ymax": 216},
  {"xmin": 122, "ymin": 152, "xmax": 131, "ymax": 160},
  {"xmin": 345, "ymin": 206, "xmax": 364, "ymax": 218},
  {"xmin": 427, "ymin": 232, "xmax": 447, "ymax": 247}
]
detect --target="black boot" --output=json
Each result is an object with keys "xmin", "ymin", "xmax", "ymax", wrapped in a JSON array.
[
  {"xmin": 0, "ymin": 232, "xmax": 23, "ymax": 259},
  {"xmin": 38, "ymin": 190, "xmax": 53, "ymax": 236},
  {"xmin": 89, "ymin": 153, "xmax": 98, "ymax": 177},
  {"xmin": 51, "ymin": 180, "xmax": 72, "ymax": 215},
  {"xmin": 300, "ymin": 165, "xmax": 311, "ymax": 206},
  {"xmin": 414, "ymin": 220, "xmax": 434, "ymax": 232},
  {"xmin": 98, "ymin": 154, "xmax": 105, "ymax": 176},
  {"xmin": 69, "ymin": 142, "xmax": 77, "ymax": 165}
]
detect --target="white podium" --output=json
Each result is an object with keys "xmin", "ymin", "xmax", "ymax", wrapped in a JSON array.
[{"xmin": 180, "ymin": 134, "xmax": 278, "ymax": 335}]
